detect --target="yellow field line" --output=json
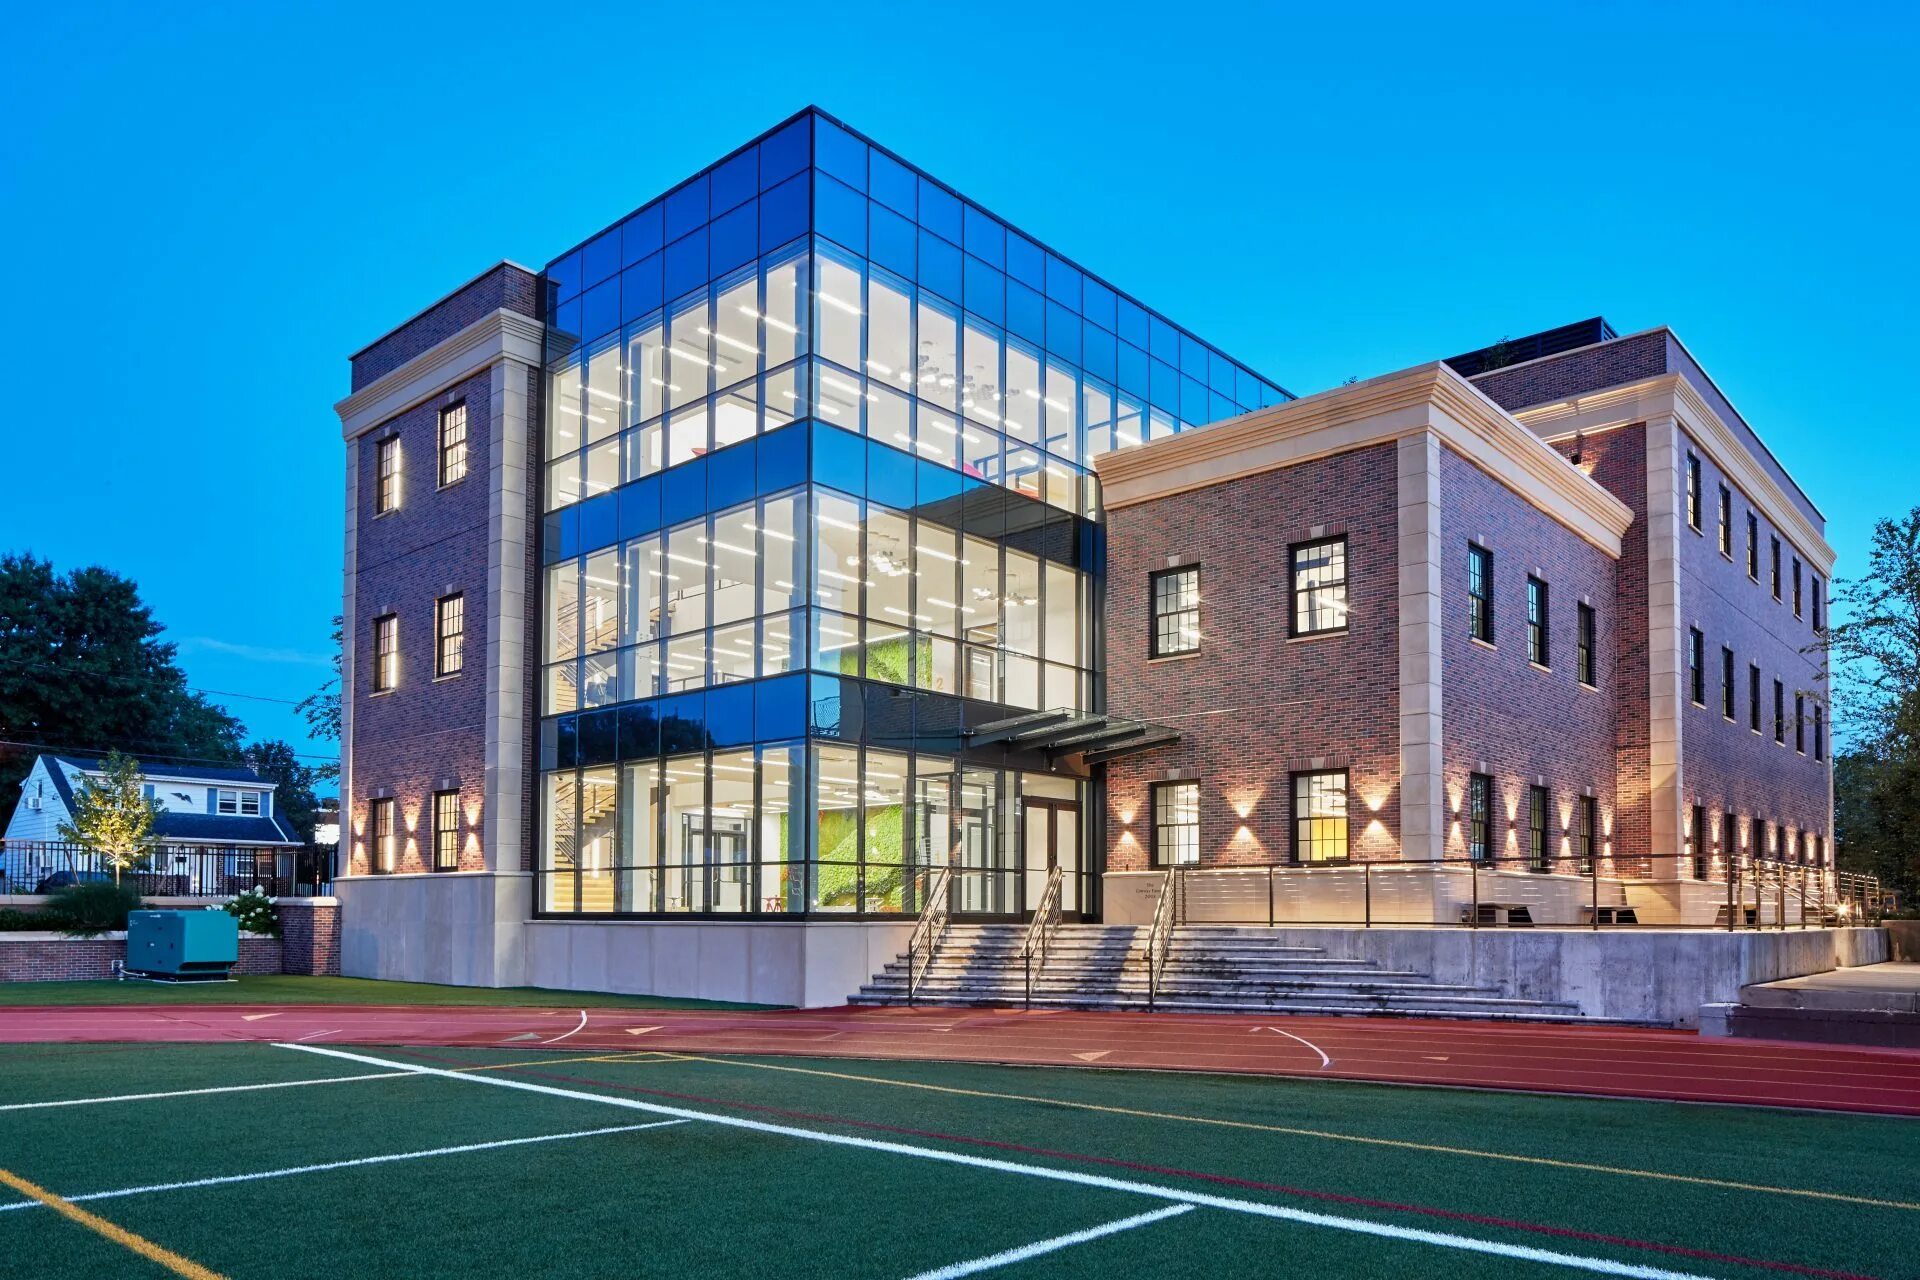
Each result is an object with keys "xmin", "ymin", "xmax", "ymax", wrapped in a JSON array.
[
  {"xmin": 0, "ymin": 1166, "xmax": 228, "ymax": 1279},
  {"xmin": 652, "ymin": 1053, "xmax": 1919, "ymax": 1213}
]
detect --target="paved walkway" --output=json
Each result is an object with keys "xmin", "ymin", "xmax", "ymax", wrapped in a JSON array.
[
  {"xmin": 4, "ymin": 1002, "xmax": 1920, "ymax": 1114},
  {"xmin": 1744, "ymin": 962, "xmax": 1920, "ymax": 1013}
]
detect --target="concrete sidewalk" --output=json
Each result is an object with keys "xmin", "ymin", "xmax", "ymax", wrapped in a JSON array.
[{"xmin": 1742, "ymin": 961, "xmax": 1920, "ymax": 1014}]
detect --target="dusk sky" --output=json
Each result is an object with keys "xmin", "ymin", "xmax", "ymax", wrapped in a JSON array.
[{"xmin": 3, "ymin": 1, "xmax": 1915, "ymax": 782}]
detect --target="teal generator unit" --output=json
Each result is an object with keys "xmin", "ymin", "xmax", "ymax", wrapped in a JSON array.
[{"xmin": 124, "ymin": 910, "xmax": 239, "ymax": 981}]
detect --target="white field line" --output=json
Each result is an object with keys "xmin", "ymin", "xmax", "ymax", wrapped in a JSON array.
[
  {"xmin": 0, "ymin": 1072, "xmax": 416, "ymax": 1113},
  {"xmin": 276, "ymin": 1043, "xmax": 1713, "ymax": 1280},
  {"xmin": 544, "ymin": 1010, "xmax": 589, "ymax": 1045},
  {"xmin": 0, "ymin": 1121, "xmax": 684, "ymax": 1215},
  {"xmin": 902, "ymin": 1203, "xmax": 1194, "ymax": 1279},
  {"xmin": 1265, "ymin": 1027, "xmax": 1332, "ymax": 1070}
]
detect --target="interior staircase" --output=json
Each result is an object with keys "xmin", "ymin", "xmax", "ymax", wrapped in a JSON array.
[{"xmin": 851, "ymin": 922, "xmax": 1603, "ymax": 1020}]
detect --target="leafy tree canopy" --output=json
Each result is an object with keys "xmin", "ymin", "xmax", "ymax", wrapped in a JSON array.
[{"xmin": 243, "ymin": 739, "xmax": 321, "ymax": 842}]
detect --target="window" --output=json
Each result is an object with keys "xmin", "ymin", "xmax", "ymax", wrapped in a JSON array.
[
  {"xmin": 1717, "ymin": 485, "xmax": 1732, "ymax": 557},
  {"xmin": 1576, "ymin": 795, "xmax": 1598, "ymax": 875},
  {"xmin": 435, "ymin": 593, "xmax": 465, "ymax": 678},
  {"xmin": 1753, "ymin": 815, "xmax": 1769, "ymax": 862},
  {"xmin": 1773, "ymin": 679, "xmax": 1785, "ymax": 743},
  {"xmin": 1526, "ymin": 577, "xmax": 1549, "ymax": 667},
  {"xmin": 370, "ymin": 797, "xmax": 396, "ymax": 873},
  {"xmin": 1814, "ymin": 703, "xmax": 1825, "ymax": 762},
  {"xmin": 1723, "ymin": 811, "xmax": 1737, "ymax": 876},
  {"xmin": 214, "ymin": 789, "xmax": 262, "ymax": 817},
  {"xmin": 1292, "ymin": 771, "xmax": 1348, "ymax": 864},
  {"xmin": 375, "ymin": 435, "xmax": 401, "ymax": 514},
  {"xmin": 372, "ymin": 615, "xmax": 398, "ymax": 693},
  {"xmin": 1746, "ymin": 513, "xmax": 1759, "ymax": 579},
  {"xmin": 1721, "ymin": 646, "xmax": 1736, "ymax": 718},
  {"xmin": 1770, "ymin": 536, "xmax": 1782, "ymax": 599},
  {"xmin": 1691, "ymin": 803, "xmax": 1707, "ymax": 879},
  {"xmin": 1150, "ymin": 781, "xmax": 1199, "ymax": 866},
  {"xmin": 1795, "ymin": 693, "xmax": 1806, "ymax": 753},
  {"xmin": 1576, "ymin": 603, "xmax": 1596, "ymax": 686},
  {"xmin": 1467, "ymin": 544, "xmax": 1494, "ymax": 644},
  {"xmin": 1289, "ymin": 537, "xmax": 1348, "ymax": 636},
  {"xmin": 1812, "ymin": 576, "xmax": 1823, "ymax": 631},
  {"xmin": 1685, "ymin": 452, "xmax": 1701, "ymax": 531},
  {"xmin": 1688, "ymin": 628, "xmax": 1705, "ymax": 705},
  {"xmin": 1149, "ymin": 566, "xmax": 1200, "ymax": 657},
  {"xmin": 1792, "ymin": 558, "xmax": 1802, "ymax": 617},
  {"xmin": 1748, "ymin": 664, "xmax": 1761, "ymax": 732},
  {"xmin": 433, "ymin": 790, "xmax": 460, "ymax": 871},
  {"xmin": 1467, "ymin": 773, "xmax": 1493, "ymax": 864},
  {"xmin": 437, "ymin": 402, "xmax": 468, "ymax": 487},
  {"xmin": 1527, "ymin": 785, "xmax": 1550, "ymax": 872}
]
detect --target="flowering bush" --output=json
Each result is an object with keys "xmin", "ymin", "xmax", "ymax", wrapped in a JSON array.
[{"xmin": 211, "ymin": 886, "xmax": 280, "ymax": 937}]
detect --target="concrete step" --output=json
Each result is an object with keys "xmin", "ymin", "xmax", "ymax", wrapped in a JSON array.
[{"xmin": 849, "ymin": 990, "xmax": 1597, "ymax": 1019}]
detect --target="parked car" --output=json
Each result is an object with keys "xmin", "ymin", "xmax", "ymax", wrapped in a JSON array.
[{"xmin": 33, "ymin": 869, "xmax": 113, "ymax": 893}]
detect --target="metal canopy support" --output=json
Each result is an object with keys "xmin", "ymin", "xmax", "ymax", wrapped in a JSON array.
[
  {"xmin": 962, "ymin": 709, "xmax": 1073, "ymax": 747},
  {"xmin": 963, "ymin": 706, "xmax": 1181, "ymax": 766},
  {"xmin": 1082, "ymin": 731, "xmax": 1180, "ymax": 765}
]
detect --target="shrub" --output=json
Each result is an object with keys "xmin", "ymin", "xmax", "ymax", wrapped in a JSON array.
[
  {"xmin": 213, "ymin": 886, "xmax": 280, "ymax": 937},
  {"xmin": 46, "ymin": 881, "xmax": 144, "ymax": 936},
  {"xmin": 0, "ymin": 908, "xmax": 54, "ymax": 932}
]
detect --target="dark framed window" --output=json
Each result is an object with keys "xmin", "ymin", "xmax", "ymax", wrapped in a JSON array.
[
  {"xmin": 1721, "ymin": 646, "xmax": 1736, "ymax": 719},
  {"xmin": 1791, "ymin": 558, "xmax": 1802, "ymax": 617},
  {"xmin": 1748, "ymin": 664, "xmax": 1761, "ymax": 732},
  {"xmin": 1795, "ymin": 693, "xmax": 1806, "ymax": 753},
  {"xmin": 1685, "ymin": 452, "xmax": 1702, "ymax": 531},
  {"xmin": 1467, "ymin": 544, "xmax": 1494, "ymax": 644},
  {"xmin": 435, "ymin": 593, "xmax": 465, "ymax": 678},
  {"xmin": 1687, "ymin": 628, "xmax": 1705, "ymax": 705},
  {"xmin": 1691, "ymin": 803, "xmax": 1707, "ymax": 879},
  {"xmin": 1723, "ymin": 811, "xmax": 1737, "ymax": 875},
  {"xmin": 1811, "ymin": 576, "xmax": 1823, "ymax": 631},
  {"xmin": 372, "ymin": 614, "xmax": 398, "ymax": 693},
  {"xmin": 1149, "ymin": 566, "xmax": 1200, "ymax": 658},
  {"xmin": 1289, "ymin": 537, "xmax": 1348, "ymax": 636},
  {"xmin": 1526, "ymin": 784, "xmax": 1550, "ymax": 872},
  {"xmin": 1577, "ymin": 795, "xmax": 1598, "ymax": 875},
  {"xmin": 1773, "ymin": 679, "xmax": 1785, "ymax": 743},
  {"xmin": 1717, "ymin": 485, "xmax": 1732, "ymax": 557},
  {"xmin": 438, "ymin": 402, "xmax": 469, "ymax": 488},
  {"xmin": 1770, "ymin": 536, "xmax": 1782, "ymax": 599},
  {"xmin": 370, "ymin": 797, "xmax": 396, "ymax": 873},
  {"xmin": 1150, "ymin": 780, "xmax": 1199, "ymax": 866},
  {"xmin": 1292, "ymin": 770, "xmax": 1349, "ymax": 864},
  {"xmin": 1467, "ymin": 772, "xmax": 1493, "ymax": 864},
  {"xmin": 433, "ymin": 790, "xmax": 461, "ymax": 870},
  {"xmin": 1746, "ymin": 513, "xmax": 1759, "ymax": 579},
  {"xmin": 1576, "ymin": 602, "xmax": 1596, "ymax": 686},
  {"xmin": 1526, "ymin": 576, "xmax": 1549, "ymax": 667},
  {"xmin": 1752, "ymin": 815, "xmax": 1769, "ymax": 861},
  {"xmin": 1814, "ymin": 703, "xmax": 1825, "ymax": 762},
  {"xmin": 375, "ymin": 435, "xmax": 401, "ymax": 515}
]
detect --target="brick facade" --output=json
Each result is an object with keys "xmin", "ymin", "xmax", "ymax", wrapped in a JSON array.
[
  {"xmin": 350, "ymin": 264, "xmax": 542, "ymax": 390},
  {"xmin": 279, "ymin": 899, "xmax": 341, "ymax": 976},
  {"xmin": 0, "ymin": 934, "xmax": 282, "ymax": 982}
]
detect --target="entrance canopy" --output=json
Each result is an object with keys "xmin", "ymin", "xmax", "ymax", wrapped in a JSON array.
[{"xmin": 964, "ymin": 709, "xmax": 1179, "ymax": 765}]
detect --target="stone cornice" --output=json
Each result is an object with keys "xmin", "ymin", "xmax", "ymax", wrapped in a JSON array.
[
  {"xmin": 335, "ymin": 309, "xmax": 545, "ymax": 441},
  {"xmin": 1095, "ymin": 362, "xmax": 1634, "ymax": 556},
  {"xmin": 1514, "ymin": 374, "xmax": 1835, "ymax": 574}
]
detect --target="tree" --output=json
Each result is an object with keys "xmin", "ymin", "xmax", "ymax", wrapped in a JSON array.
[
  {"xmin": 244, "ymin": 739, "xmax": 321, "ymax": 842},
  {"xmin": 1826, "ymin": 508, "xmax": 1920, "ymax": 904},
  {"xmin": 0, "ymin": 554, "xmax": 245, "ymax": 804},
  {"xmin": 295, "ymin": 615, "xmax": 342, "ymax": 782},
  {"xmin": 57, "ymin": 750, "xmax": 161, "ymax": 885}
]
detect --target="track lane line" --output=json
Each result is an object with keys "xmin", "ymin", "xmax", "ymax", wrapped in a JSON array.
[{"xmin": 901, "ymin": 1203, "xmax": 1195, "ymax": 1279}]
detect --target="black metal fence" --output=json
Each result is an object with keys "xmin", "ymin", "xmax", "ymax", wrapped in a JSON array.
[{"xmin": 0, "ymin": 841, "xmax": 334, "ymax": 899}]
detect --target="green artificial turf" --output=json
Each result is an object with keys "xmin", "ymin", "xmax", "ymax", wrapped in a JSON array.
[
  {"xmin": 0, "ymin": 1041, "xmax": 1914, "ymax": 1279},
  {"xmin": 0, "ymin": 973, "xmax": 777, "ymax": 1010}
]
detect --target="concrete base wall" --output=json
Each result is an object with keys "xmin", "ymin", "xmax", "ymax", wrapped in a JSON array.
[
  {"xmin": 523, "ymin": 920, "xmax": 914, "ymax": 1007},
  {"xmin": 0, "ymin": 933, "xmax": 282, "ymax": 982},
  {"xmin": 336, "ymin": 872, "xmax": 528, "ymax": 988}
]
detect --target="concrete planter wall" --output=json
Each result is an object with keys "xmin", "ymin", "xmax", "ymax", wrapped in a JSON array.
[{"xmin": 0, "ymin": 932, "xmax": 283, "ymax": 983}]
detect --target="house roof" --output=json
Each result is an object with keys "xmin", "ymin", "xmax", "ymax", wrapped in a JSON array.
[
  {"xmin": 49, "ymin": 755, "xmax": 270, "ymax": 786},
  {"xmin": 153, "ymin": 812, "xmax": 301, "ymax": 846}
]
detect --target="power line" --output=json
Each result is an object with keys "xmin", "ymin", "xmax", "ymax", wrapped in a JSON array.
[
  {"xmin": 0, "ymin": 657, "xmax": 322, "ymax": 708},
  {"xmin": 0, "ymin": 737, "xmax": 338, "ymax": 767}
]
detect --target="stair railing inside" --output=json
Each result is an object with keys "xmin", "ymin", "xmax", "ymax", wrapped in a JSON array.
[
  {"xmin": 905, "ymin": 865, "xmax": 954, "ymax": 1008},
  {"xmin": 1145, "ymin": 867, "xmax": 1177, "ymax": 1011},
  {"xmin": 1021, "ymin": 864, "xmax": 1064, "ymax": 1010}
]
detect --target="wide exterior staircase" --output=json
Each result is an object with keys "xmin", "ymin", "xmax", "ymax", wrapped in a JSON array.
[{"xmin": 851, "ymin": 922, "xmax": 1597, "ymax": 1020}]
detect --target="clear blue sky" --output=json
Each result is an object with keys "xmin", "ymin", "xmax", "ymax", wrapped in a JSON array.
[{"xmin": 3, "ymin": 1, "xmax": 1915, "ymax": 777}]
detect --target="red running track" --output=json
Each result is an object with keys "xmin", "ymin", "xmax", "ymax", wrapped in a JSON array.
[{"xmin": 4, "ymin": 1003, "xmax": 1919, "ymax": 1115}]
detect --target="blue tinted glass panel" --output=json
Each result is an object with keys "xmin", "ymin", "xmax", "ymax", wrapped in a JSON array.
[
  {"xmin": 814, "ymin": 173, "xmax": 867, "ymax": 254},
  {"xmin": 808, "ymin": 675, "xmax": 861, "ymax": 739},
  {"xmin": 964, "ymin": 255, "xmax": 1004, "ymax": 324},
  {"xmin": 622, "ymin": 204, "xmax": 664, "ymax": 267},
  {"xmin": 552, "ymin": 716, "xmax": 578, "ymax": 769},
  {"xmin": 870, "ymin": 149, "xmax": 914, "ymax": 215},
  {"xmin": 577, "ymin": 709, "xmax": 617, "ymax": 767},
  {"xmin": 867, "ymin": 438, "xmax": 916, "ymax": 509},
  {"xmin": 710, "ymin": 200, "xmax": 756, "ymax": 275},
  {"xmin": 541, "ymin": 514, "xmax": 564, "ymax": 565},
  {"xmin": 550, "ymin": 251, "xmax": 582, "ymax": 303},
  {"xmin": 583, "ymin": 231, "xmax": 621, "ymax": 288},
  {"xmin": 1045, "ymin": 301, "xmax": 1081, "ymax": 362},
  {"xmin": 551, "ymin": 299, "xmax": 581, "ymax": 361},
  {"xmin": 708, "ymin": 437, "xmax": 756, "ymax": 510},
  {"xmin": 579, "ymin": 492, "xmax": 618, "ymax": 553},
  {"xmin": 1210, "ymin": 391, "xmax": 1235, "ymax": 422},
  {"xmin": 918, "ymin": 230, "xmax": 961, "ymax": 303},
  {"xmin": 1083, "ymin": 279, "xmax": 1117, "ymax": 332},
  {"xmin": 1006, "ymin": 279, "xmax": 1044, "ymax": 345},
  {"xmin": 1082, "ymin": 321, "xmax": 1116, "ymax": 381},
  {"xmin": 658, "ymin": 691, "xmax": 707, "ymax": 754},
  {"xmin": 661, "ymin": 455, "xmax": 709, "ymax": 525},
  {"xmin": 555, "ymin": 505, "xmax": 580, "ymax": 560},
  {"xmin": 711, "ymin": 149, "xmax": 757, "ymax": 214},
  {"xmin": 621, "ymin": 255, "xmax": 663, "ymax": 324},
  {"xmin": 618, "ymin": 702, "xmax": 660, "ymax": 759},
  {"xmin": 705, "ymin": 682, "xmax": 755, "ymax": 748},
  {"xmin": 1006, "ymin": 232, "xmax": 1044, "ymax": 288},
  {"xmin": 755, "ymin": 673, "xmax": 807, "ymax": 740},
  {"xmin": 664, "ymin": 229, "xmax": 709, "ymax": 299},
  {"xmin": 582, "ymin": 279, "xmax": 618, "ymax": 343},
  {"xmin": 759, "ymin": 421, "xmax": 808, "ymax": 491},
  {"xmin": 815, "ymin": 118, "xmax": 867, "ymax": 192},
  {"xmin": 1181, "ymin": 376, "xmax": 1208, "ymax": 423},
  {"xmin": 1150, "ymin": 358, "xmax": 1179, "ymax": 411},
  {"xmin": 1148, "ymin": 316, "xmax": 1178, "ymax": 364},
  {"xmin": 1117, "ymin": 297, "xmax": 1148, "ymax": 347},
  {"xmin": 1118, "ymin": 341, "xmax": 1148, "ymax": 396},
  {"xmin": 917, "ymin": 456, "xmax": 962, "ymax": 506},
  {"xmin": 760, "ymin": 172, "xmax": 808, "ymax": 251},
  {"xmin": 869, "ymin": 204, "xmax": 916, "ymax": 279},
  {"xmin": 760, "ymin": 117, "xmax": 809, "ymax": 187},
  {"xmin": 1209, "ymin": 349, "xmax": 1235, "ymax": 394},
  {"xmin": 918, "ymin": 178, "xmax": 961, "ymax": 243},
  {"xmin": 1044, "ymin": 254, "xmax": 1081, "ymax": 309},
  {"xmin": 813, "ymin": 423, "xmax": 866, "ymax": 496},
  {"xmin": 1236, "ymin": 366, "xmax": 1262, "ymax": 409},
  {"xmin": 963, "ymin": 205, "xmax": 1004, "ymax": 267},
  {"xmin": 619, "ymin": 475, "xmax": 661, "ymax": 539},
  {"xmin": 665, "ymin": 177, "xmax": 708, "ymax": 240},
  {"xmin": 1180, "ymin": 333, "xmax": 1208, "ymax": 381}
]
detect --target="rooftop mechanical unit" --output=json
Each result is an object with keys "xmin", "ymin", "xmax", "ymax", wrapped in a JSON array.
[{"xmin": 124, "ymin": 910, "xmax": 239, "ymax": 982}]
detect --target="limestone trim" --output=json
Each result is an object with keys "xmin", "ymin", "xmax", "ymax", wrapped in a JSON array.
[
  {"xmin": 1395, "ymin": 435, "xmax": 1445, "ymax": 861},
  {"xmin": 1514, "ymin": 374, "xmax": 1833, "ymax": 574},
  {"xmin": 1096, "ymin": 362, "xmax": 1633, "ymax": 556},
  {"xmin": 483, "ymin": 359, "xmax": 534, "ymax": 876},
  {"xmin": 340, "ymin": 441, "xmax": 359, "ymax": 844},
  {"xmin": 1644, "ymin": 418, "xmax": 1686, "ymax": 876},
  {"xmin": 336, "ymin": 309, "xmax": 545, "ymax": 441}
]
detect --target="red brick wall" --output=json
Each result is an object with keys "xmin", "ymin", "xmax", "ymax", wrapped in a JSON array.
[
  {"xmin": 1102, "ymin": 443, "xmax": 1402, "ymax": 869},
  {"xmin": 279, "ymin": 900, "xmax": 341, "ymax": 976},
  {"xmin": 1438, "ymin": 445, "xmax": 1620, "ymax": 871},
  {"xmin": 0, "ymin": 935, "xmax": 282, "ymax": 982},
  {"xmin": 350, "ymin": 264, "xmax": 541, "ymax": 390}
]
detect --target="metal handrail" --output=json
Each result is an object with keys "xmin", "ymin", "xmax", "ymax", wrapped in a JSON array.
[
  {"xmin": 1145, "ymin": 868, "xmax": 1177, "ymax": 1011},
  {"xmin": 904, "ymin": 865, "xmax": 954, "ymax": 1007},
  {"xmin": 1021, "ymin": 864, "xmax": 1064, "ymax": 1009}
]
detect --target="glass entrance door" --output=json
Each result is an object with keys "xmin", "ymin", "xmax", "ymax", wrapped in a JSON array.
[{"xmin": 1021, "ymin": 798, "xmax": 1080, "ymax": 917}]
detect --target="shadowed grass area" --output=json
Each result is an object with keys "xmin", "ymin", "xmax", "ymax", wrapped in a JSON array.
[{"xmin": 0, "ymin": 973, "xmax": 778, "ymax": 1009}]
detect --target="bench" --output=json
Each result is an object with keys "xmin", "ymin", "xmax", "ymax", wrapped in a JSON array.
[
  {"xmin": 1581, "ymin": 905, "xmax": 1639, "ymax": 925},
  {"xmin": 1461, "ymin": 903, "xmax": 1534, "ymax": 927}
]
